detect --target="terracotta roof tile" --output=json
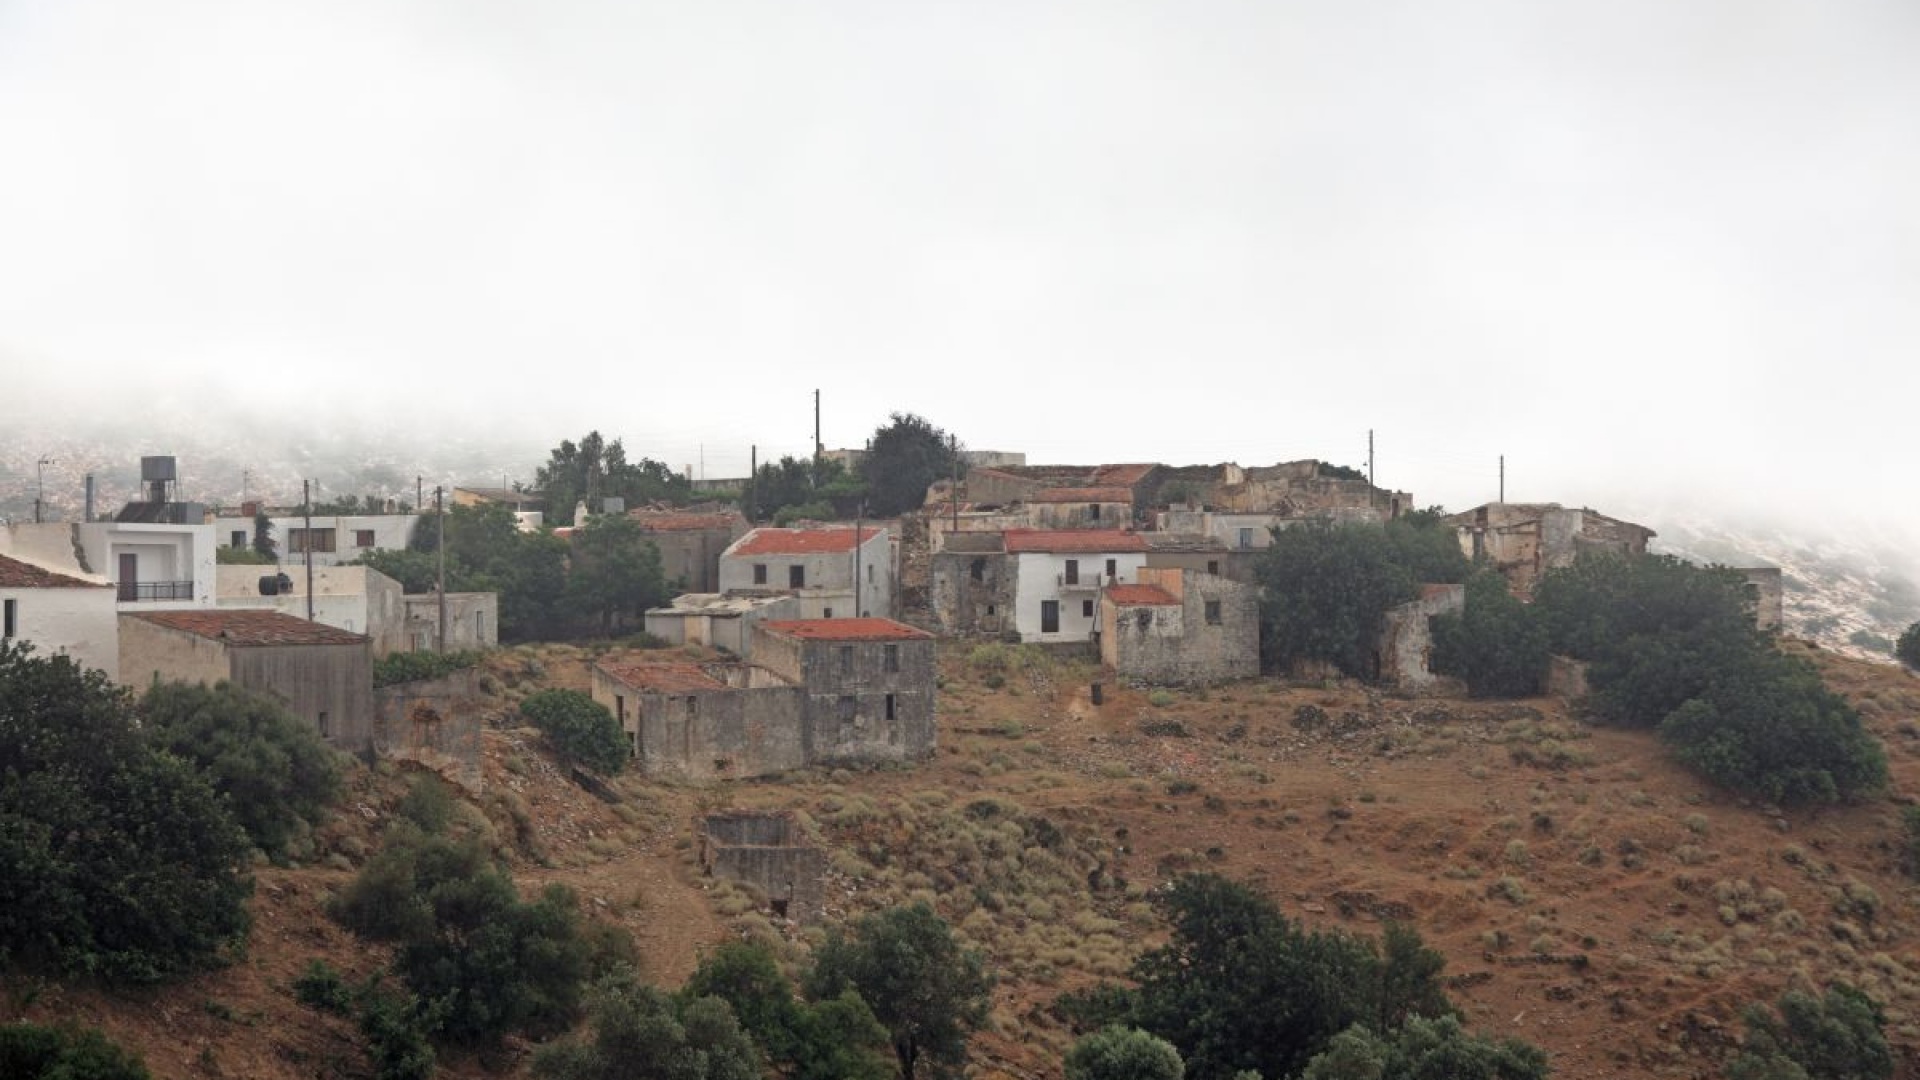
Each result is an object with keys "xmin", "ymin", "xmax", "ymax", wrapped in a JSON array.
[
  {"xmin": 0, "ymin": 554, "xmax": 107, "ymax": 589},
  {"xmin": 1003, "ymin": 529, "xmax": 1148, "ymax": 554},
  {"xmin": 130, "ymin": 610, "xmax": 369, "ymax": 646},
  {"xmin": 730, "ymin": 527, "xmax": 880, "ymax": 556},
  {"xmin": 596, "ymin": 660, "xmax": 731, "ymax": 693},
  {"xmin": 1105, "ymin": 584, "xmax": 1179, "ymax": 606},
  {"xmin": 758, "ymin": 618, "xmax": 932, "ymax": 641},
  {"xmin": 1029, "ymin": 486, "xmax": 1133, "ymax": 503},
  {"xmin": 1091, "ymin": 464, "xmax": 1157, "ymax": 485}
]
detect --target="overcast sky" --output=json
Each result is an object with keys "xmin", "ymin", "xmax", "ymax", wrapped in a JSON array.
[{"xmin": 2, "ymin": 1, "xmax": 1915, "ymax": 536}]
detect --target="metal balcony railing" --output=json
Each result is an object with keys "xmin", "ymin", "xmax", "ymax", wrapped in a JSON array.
[
  {"xmin": 1056, "ymin": 572, "xmax": 1118, "ymax": 590},
  {"xmin": 118, "ymin": 580, "xmax": 196, "ymax": 602}
]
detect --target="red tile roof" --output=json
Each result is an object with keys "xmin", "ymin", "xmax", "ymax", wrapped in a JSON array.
[
  {"xmin": 129, "ymin": 610, "xmax": 369, "ymax": 646},
  {"xmin": 1003, "ymin": 529, "xmax": 1148, "ymax": 554},
  {"xmin": 731, "ymin": 527, "xmax": 880, "ymax": 556},
  {"xmin": 597, "ymin": 660, "xmax": 730, "ymax": 693},
  {"xmin": 1028, "ymin": 486, "xmax": 1133, "ymax": 503},
  {"xmin": 629, "ymin": 511, "xmax": 741, "ymax": 532},
  {"xmin": 759, "ymin": 618, "xmax": 932, "ymax": 641},
  {"xmin": 1091, "ymin": 464, "xmax": 1157, "ymax": 485},
  {"xmin": 0, "ymin": 553, "xmax": 106, "ymax": 589},
  {"xmin": 1105, "ymin": 584, "xmax": 1179, "ymax": 606}
]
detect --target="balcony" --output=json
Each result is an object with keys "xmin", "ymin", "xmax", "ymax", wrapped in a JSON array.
[
  {"xmin": 1056, "ymin": 572, "xmax": 1116, "ymax": 592},
  {"xmin": 118, "ymin": 580, "xmax": 196, "ymax": 603}
]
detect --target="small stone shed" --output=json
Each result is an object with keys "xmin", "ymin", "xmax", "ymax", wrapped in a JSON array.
[{"xmin": 1097, "ymin": 567, "xmax": 1259, "ymax": 684}]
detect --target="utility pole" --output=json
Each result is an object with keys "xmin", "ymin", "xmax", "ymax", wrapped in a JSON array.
[
  {"xmin": 302, "ymin": 479, "xmax": 315, "ymax": 620},
  {"xmin": 748, "ymin": 445, "xmax": 758, "ymax": 522},
  {"xmin": 852, "ymin": 502, "xmax": 863, "ymax": 618},
  {"xmin": 416, "ymin": 475, "xmax": 423, "ymax": 512},
  {"xmin": 1499, "ymin": 455, "xmax": 1505, "ymax": 503},
  {"xmin": 813, "ymin": 389, "xmax": 822, "ymax": 463},
  {"xmin": 949, "ymin": 433, "xmax": 960, "ymax": 534},
  {"xmin": 34, "ymin": 457, "xmax": 53, "ymax": 524},
  {"xmin": 436, "ymin": 485, "xmax": 447, "ymax": 653},
  {"xmin": 1367, "ymin": 429, "xmax": 1376, "ymax": 514}
]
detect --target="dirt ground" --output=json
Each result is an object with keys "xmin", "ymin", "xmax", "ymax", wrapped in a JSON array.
[{"xmin": 11, "ymin": 638, "xmax": 1920, "ymax": 1079}]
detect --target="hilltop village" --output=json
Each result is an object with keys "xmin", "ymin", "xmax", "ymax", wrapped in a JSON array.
[{"xmin": 3, "ymin": 435, "xmax": 1910, "ymax": 1080}]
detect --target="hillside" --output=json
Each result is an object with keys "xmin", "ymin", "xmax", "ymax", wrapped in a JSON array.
[{"xmin": 8, "ymin": 639, "xmax": 1920, "ymax": 1079}]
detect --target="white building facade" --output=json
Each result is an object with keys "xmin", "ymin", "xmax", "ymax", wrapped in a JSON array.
[
  {"xmin": 0, "ymin": 553, "xmax": 119, "ymax": 679},
  {"xmin": 1005, "ymin": 529, "xmax": 1148, "ymax": 643},
  {"xmin": 717, "ymin": 526, "xmax": 893, "ymax": 619}
]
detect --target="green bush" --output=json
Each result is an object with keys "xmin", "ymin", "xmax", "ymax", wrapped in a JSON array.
[
  {"xmin": 1431, "ymin": 572, "xmax": 1547, "ymax": 698},
  {"xmin": 293, "ymin": 959, "xmax": 354, "ymax": 1014},
  {"xmin": 140, "ymin": 680, "xmax": 342, "ymax": 859},
  {"xmin": 330, "ymin": 829, "xmax": 591, "ymax": 1046},
  {"xmin": 1898, "ymin": 622, "xmax": 1920, "ymax": 670},
  {"xmin": 0, "ymin": 1022, "xmax": 152, "ymax": 1080},
  {"xmin": 1728, "ymin": 982, "xmax": 1892, "ymax": 1080},
  {"xmin": 520, "ymin": 690, "xmax": 629, "ymax": 774},
  {"xmin": 0, "ymin": 642, "xmax": 253, "ymax": 983},
  {"xmin": 806, "ymin": 902, "xmax": 992, "ymax": 1080},
  {"xmin": 683, "ymin": 940, "xmax": 892, "ymax": 1080},
  {"xmin": 395, "ymin": 774, "xmax": 457, "ymax": 835},
  {"xmin": 1301, "ymin": 1015, "xmax": 1548, "ymax": 1080},
  {"xmin": 1066, "ymin": 1026, "xmax": 1186, "ymax": 1080},
  {"xmin": 532, "ymin": 978, "xmax": 761, "ymax": 1080},
  {"xmin": 373, "ymin": 650, "xmax": 486, "ymax": 688}
]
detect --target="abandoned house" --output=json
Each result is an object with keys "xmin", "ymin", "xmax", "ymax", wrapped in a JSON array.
[
  {"xmin": 963, "ymin": 463, "xmax": 1161, "ymax": 519},
  {"xmin": 717, "ymin": 526, "xmax": 894, "ymax": 619},
  {"xmin": 642, "ymin": 591, "xmax": 802, "ymax": 658},
  {"xmin": 590, "ymin": 617, "xmax": 936, "ymax": 780},
  {"xmin": 927, "ymin": 532, "xmax": 1013, "ymax": 636},
  {"xmin": 1098, "ymin": 567, "xmax": 1259, "ymax": 684},
  {"xmin": 628, "ymin": 507, "xmax": 748, "ymax": 593},
  {"xmin": 1004, "ymin": 528, "xmax": 1149, "ymax": 643},
  {"xmin": 0, "ymin": 552, "xmax": 119, "ymax": 679},
  {"xmin": 1024, "ymin": 487, "xmax": 1136, "ymax": 530},
  {"xmin": 1150, "ymin": 460, "xmax": 1412, "ymax": 521},
  {"xmin": 118, "ymin": 609, "xmax": 374, "ymax": 747},
  {"xmin": 1445, "ymin": 503, "xmax": 1655, "ymax": 596},
  {"xmin": 1375, "ymin": 584, "xmax": 1466, "ymax": 690}
]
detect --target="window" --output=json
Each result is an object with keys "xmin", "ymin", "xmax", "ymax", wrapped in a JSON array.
[
  {"xmin": 230, "ymin": 530, "xmax": 246, "ymax": 548},
  {"xmin": 823, "ymin": 607, "xmax": 834, "ymax": 619},
  {"xmin": 885, "ymin": 693, "xmax": 896, "ymax": 722},
  {"xmin": 1064, "ymin": 559, "xmax": 1079, "ymax": 585},
  {"xmin": 1205, "ymin": 600, "xmax": 1222, "ymax": 625},
  {"xmin": 1207, "ymin": 560, "xmax": 1220, "ymax": 575},
  {"xmin": 616, "ymin": 694, "xmax": 627, "ymax": 726},
  {"xmin": 986, "ymin": 605, "xmax": 995, "ymax": 616},
  {"xmin": 884, "ymin": 644, "xmax": 899, "ymax": 672},
  {"xmin": 475, "ymin": 611, "xmax": 485, "ymax": 640},
  {"xmin": 837, "ymin": 695, "xmax": 856, "ymax": 722},
  {"xmin": 2, "ymin": 598, "xmax": 14, "ymax": 639},
  {"xmin": 317, "ymin": 711, "xmax": 330, "ymax": 738},
  {"xmin": 355, "ymin": 529, "xmax": 376, "ymax": 547},
  {"xmin": 1105, "ymin": 558, "xmax": 1117, "ymax": 578},
  {"xmin": 687, "ymin": 696, "xmax": 699, "ymax": 717},
  {"xmin": 867, "ymin": 563, "xmax": 874, "ymax": 582},
  {"xmin": 839, "ymin": 646, "xmax": 854, "ymax": 674},
  {"xmin": 1238, "ymin": 528, "xmax": 1254, "ymax": 549},
  {"xmin": 970, "ymin": 558, "xmax": 984, "ymax": 581},
  {"xmin": 1089, "ymin": 504, "xmax": 1101, "ymax": 520},
  {"xmin": 789, "ymin": 565, "xmax": 805, "ymax": 588},
  {"xmin": 1082, "ymin": 599, "xmax": 1094, "ymax": 617},
  {"xmin": 1041, "ymin": 600, "xmax": 1059, "ymax": 633},
  {"xmin": 288, "ymin": 527, "xmax": 337, "ymax": 553},
  {"xmin": 753, "ymin": 563, "xmax": 768, "ymax": 585}
]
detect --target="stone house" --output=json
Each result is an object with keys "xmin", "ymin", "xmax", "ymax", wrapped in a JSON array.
[
  {"xmin": 642, "ymin": 591, "xmax": 802, "ymax": 658},
  {"xmin": 718, "ymin": 526, "xmax": 893, "ymax": 619},
  {"xmin": 590, "ymin": 617, "xmax": 936, "ymax": 780},
  {"xmin": 927, "ymin": 532, "xmax": 1012, "ymax": 636},
  {"xmin": 1149, "ymin": 460, "xmax": 1411, "ymax": 521},
  {"xmin": 1004, "ymin": 529, "xmax": 1149, "ymax": 643},
  {"xmin": 964, "ymin": 464, "xmax": 1160, "ymax": 519},
  {"xmin": 1375, "ymin": 584, "xmax": 1466, "ymax": 690},
  {"xmin": 118, "ymin": 609, "xmax": 373, "ymax": 748},
  {"xmin": 1025, "ymin": 487, "xmax": 1135, "ymax": 530},
  {"xmin": 1098, "ymin": 567, "xmax": 1259, "ymax": 684},
  {"xmin": 1445, "ymin": 503, "xmax": 1655, "ymax": 596},
  {"xmin": 0, "ymin": 552, "xmax": 118, "ymax": 679},
  {"xmin": 629, "ymin": 507, "xmax": 748, "ymax": 594},
  {"xmin": 1141, "ymin": 531, "xmax": 1248, "ymax": 583}
]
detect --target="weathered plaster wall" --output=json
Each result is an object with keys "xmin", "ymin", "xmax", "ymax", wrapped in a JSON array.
[
  {"xmin": 1377, "ymin": 585, "xmax": 1465, "ymax": 690},
  {"xmin": 0, "ymin": 583, "xmax": 118, "ymax": 679},
  {"xmin": 1102, "ymin": 569, "xmax": 1259, "ymax": 684},
  {"xmin": 928, "ymin": 551, "xmax": 1013, "ymax": 635},
  {"xmin": 373, "ymin": 669, "xmax": 485, "ymax": 790},
  {"xmin": 118, "ymin": 615, "xmax": 232, "ymax": 690},
  {"xmin": 230, "ymin": 642, "xmax": 374, "ymax": 749}
]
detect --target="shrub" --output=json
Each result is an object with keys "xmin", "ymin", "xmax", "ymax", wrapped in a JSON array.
[
  {"xmin": 520, "ymin": 689, "xmax": 629, "ymax": 774},
  {"xmin": 1065, "ymin": 1026, "xmax": 1186, "ymax": 1080},
  {"xmin": 0, "ymin": 643, "xmax": 253, "ymax": 983},
  {"xmin": 1897, "ymin": 622, "xmax": 1920, "ymax": 670},
  {"xmin": 1301, "ymin": 1015, "xmax": 1548, "ymax": 1080},
  {"xmin": 373, "ymin": 650, "xmax": 485, "ymax": 689},
  {"xmin": 294, "ymin": 959, "xmax": 355, "ymax": 1014},
  {"xmin": 396, "ymin": 774, "xmax": 457, "ymax": 835},
  {"xmin": 1431, "ymin": 571, "xmax": 1548, "ymax": 698},
  {"xmin": 1727, "ymin": 982, "xmax": 1892, "ymax": 1080},
  {"xmin": 0, "ymin": 1023, "xmax": 152, "ymax": 1080},
  {"xmin": 140, "ymin": 680, "xmax": 342, "ymax": 860},
  {"xmin": 806, "ymin": 902, "xmax": 992, "ymax": 1080},
  {"xmin": 532, "ymin": 978, "xmax": 761, "ymax": 1080}
]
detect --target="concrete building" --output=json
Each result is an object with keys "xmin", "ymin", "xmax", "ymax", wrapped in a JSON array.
[
  {"xmin": 1025, "ymin": 487, "xmax": 1135, "ymax": 530},
  {"xmin": 1376, "ymin": 584, "xmax": 1466, "ymax": 690},
  {"xmin": 213, "ymin": 511, "xmax": 421, "ymax": 567},
  {"xmin": 1445, "ymin": 503, "xmax": 1655, "ymax": 596},
  {"xmin": 1004, "ymin": 529, "xmax": 1149, "ymax": 643},
  {"xmin": 1098, "ymin": 567, "xmax": 1259, "ymax": 685},
  {"xmin": 643, "ymin": 591, "xmax": 802, "ymax": 658},
  {"xmin": 215, "ymin": 565, "xmax": 497, "ymax": 656},
  {"xmin": 1737, "ymin": 567, "xmax": 1785, "ymax": 631},
  {"xmin": 718, "ymin": 526, "xmax": 893, "ymax": 619},
  {"xmin": 590, "ymin": 617, "xmax": 936, "ymax": 780},
  {"xmin": 0, "ymin": 552, "xmax": 119, "ymax": 679},
  {"xmin": 629, "ymin": 507, "xmax": 748, "ymax": 594},
  {"xmin": 119, "ymin": 609, "xmax": 373, "ymax": 747}
]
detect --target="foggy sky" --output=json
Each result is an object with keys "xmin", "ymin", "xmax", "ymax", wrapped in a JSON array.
[{"xmin": 2, "ymin": 1, "xmax": 1916, "ymax": 536}]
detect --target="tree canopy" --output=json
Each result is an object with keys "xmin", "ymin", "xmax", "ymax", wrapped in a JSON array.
[
  {"xmin": 532, "ymin": 978, "xmax": 762, "ymax": 1080},
  {"xmin": 0, "ymin": 642, "xmax": 253, "ymax": 983},
  {"xmin": 1431, "ymin": 571, "xmax": 1548, "ymax": 698},
  {"xmin": 521, "ymin": 690, "xmax": 629, "ymax": 775},
  {"xmin": 565, "ymin": 514, "xmax": 668, "ymax": 633},
  {"xmin": 1300, "ymin": 1015, "xmax": 1549, "ymax": 1080},
  {"xmin": 1727, "ymin": 982, "xmax": 1892, "ymax": 1080},
  {"xmin": 537, "ymin": 431, "xmax": 691, "ymax": 525},
  {"xmin": 1897, "ymin": 621, "xmax": 1920, "ymax": 670},
  {"xmin": 857, "ymin": 413, "xmax": 962, "ymax": 517},
  {"xmin": 1065, "ymin": 1027, "xmax": 1186, "ymax": 1080},
  {"xmin": 805, "ymin": 901, "xmax": 992, "ymax": 1080}
]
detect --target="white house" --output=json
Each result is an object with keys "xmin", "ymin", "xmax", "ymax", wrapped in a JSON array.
[
  {"xmin": 0, "ymin": 552, "xmax": 119, "ymax": 679},
  {"xmin": 717, "ymin": 526, "xmax": 893, "ymax": 619},
  {"xmin": 1004, "ymin": 529, "xmax": 1149, "ymax": 643},
  {"xmin": 212, "ymin": 512, "xmax": 422, "ymax": 567},
  {"xmin": 216, "ymin": 564, "xmax": 498, "ymax": 657}
]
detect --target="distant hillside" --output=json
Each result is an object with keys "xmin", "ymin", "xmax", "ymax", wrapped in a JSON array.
[{"xmin": 1649, "ymin": 513, "xmax": 1920, "ymax": 663}]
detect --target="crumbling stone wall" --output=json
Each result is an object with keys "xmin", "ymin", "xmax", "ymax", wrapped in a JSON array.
[
  {"xmin": 1103, "ymin": 569, "xmax": 1259, "ymax": 685},
  {"xmin": 1376, "ymin": 584, "xmax": 1465, "ymax": 691},
  {"xmin": 1737, "ymin": 567, "xmax": 1784, "ymax": 631},
  {"xmin": 700, "ymin": 811, "xmax": 827, "ymax": 923},
  {"xmin": 929, "ymin": 549, "xmax": 1013, "ymax": 635},
  {"xmin": 373, "ymin": 669, "xmax": 485, "ymax": 791}
]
